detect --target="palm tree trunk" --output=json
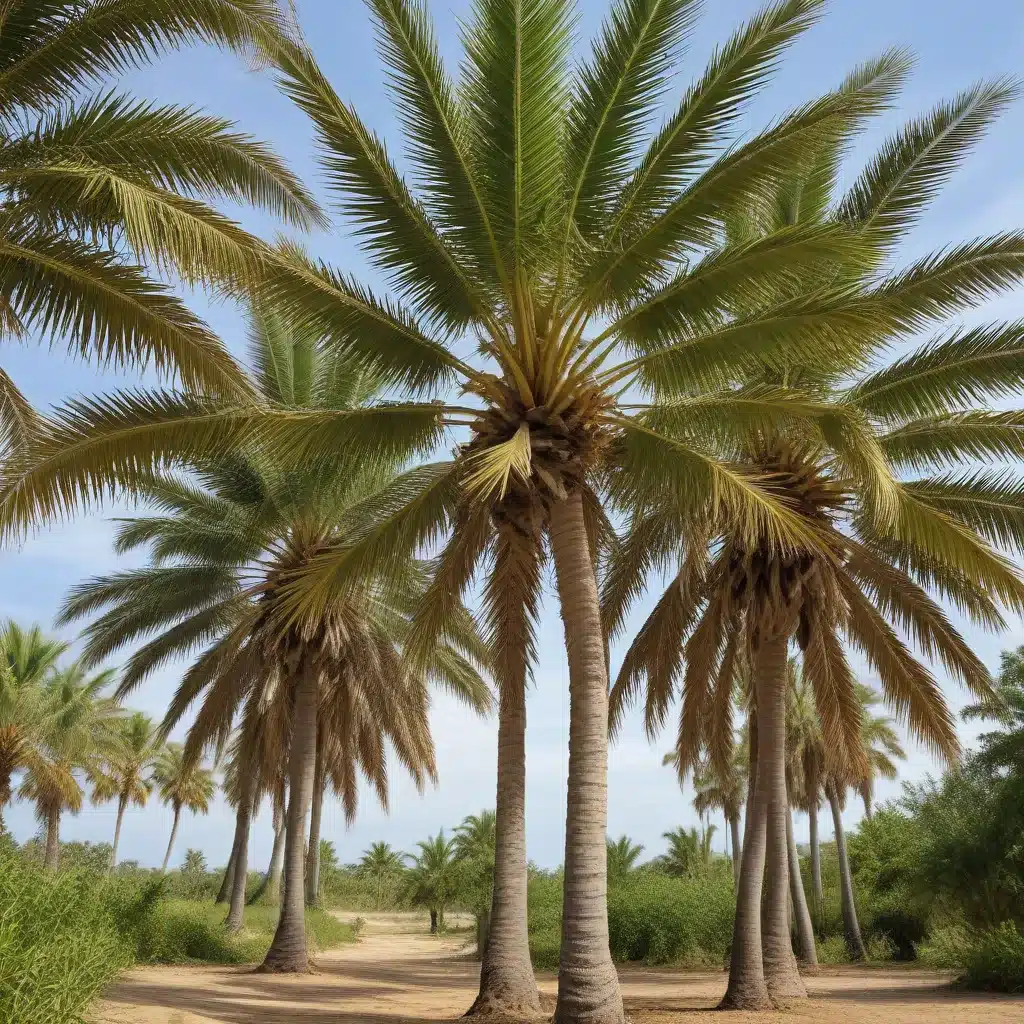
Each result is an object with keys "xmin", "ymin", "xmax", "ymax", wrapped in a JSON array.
[
  {"xmin": 809, "ymin": 799, "xmax": 823, "ymax": 927},
  {"xmin": 109, "ymin": 793, "xmax": 128, "ymax": 872},
  {"xmin": 787, "ymin": 806, "xmax": 817, "ymax": 967},
  {"xmin": 304, "ymin": 738, "xmax": 326, "ymax": 908},
  {"xmin": 828, "ymin": 784, "xmax": 866, "ymax": 961},
  {"xmin": 225, "ymin": 790, "xmax": 253, "ymax": 933},
  {"xmin": 216, "ymin": 805, "xmax": 247, "ymax": 904},
  {"xmin": 249, "ymin": 811, "xmax": 286, "ymax": 905},
  {"xmin": 161, "ymin": 805, "xmax": 182, "ymax": 874},
  {"xmin": 261, "ymin": 661, "xmax": 318, "ymax": 972},
  {"xmin": 429, "ymin": 908, "xmax": 438, "ymax": 934},
  {"xmin": 549, "ymin": 493, "xmax": 624, "ymax": 1024},
  {"xmin": 44, "ymin": 807, "xmax": 61, "ymax": 872},
  {"xmin": 721, "ymin": 709, "xmax": 771, "ymax": 1010},
  {"xmin": 730, "ymin": 813, "xmax": 742, "ymax": 890},
  {"xmin": 469, "ymin": 685, "xmax": 539, "ymax": 1016}
]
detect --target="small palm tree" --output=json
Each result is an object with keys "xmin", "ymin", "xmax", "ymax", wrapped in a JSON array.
[
  {"xmin": 183, "ymin": 848, "xmax": 207, "ymax": 876},
  {"xmin": 18, "ymin": 661, "xmax": 120, "ymax": 871},
  {"xmin": 606, "ymin": 836, "xmax": 644, "ymax": 882},
  {"xmin": 964, "ymin": 646, "xmax": 1024, "ymax": 772},
  {"xmin": 359, "ymin": 842, "xmax": 406, "ymax": 911},
  {"xmin": 854, "ymin": 685, "xmax": 905, "ymax": 820},
  {"xmin": 407, "ymin": 832, "xmax": 458, "ymax": 934},
  {"xmin": 90, "ymin": 713, "xmax": 161, "ymax": 871},
  {"xmin": 153, "ymin": 743, "xmax": 216, "ymax": 873},
  {"xmin": 454, "ymin": 811, "xmax": 497, "ymax": 956},
  {"xmin": 660, "ymin": 825, "xmax": 715, "ymax": 878},
  {"xmin": 691, "ymin": 749, "xmax": 747, "ymax": 889},
  {"xmin": 0, "ymin": 622, "xmax": 67, "ymax": 823}
]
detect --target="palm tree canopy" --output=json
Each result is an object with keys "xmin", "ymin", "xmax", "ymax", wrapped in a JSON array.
[
  {"xmin": 0, "ymin": 0, "xmax": 327, "ymax": 453},
  {"xmin": 359, "ymin": 841, "xmax": 406, "ymax": 879},
  {"xmin": 453, "ymin": 810, "xmax": 496, "ymax": 863},
  {"xmin": 659, "ymin": 824, "xmax": 716, "ymax": 877},
  {"xmin": 606, "ymin": 834, "xmax": 645, "ymax": 880},
  {"xmin": 91, "ymin": 711, "xmax": 161, "ymax": 808},
  {"xmin": 606, "ymin": 83, "xmax": 1024, "ymax": 777},
  {"xmin": 153, "ymin": 742, "xmax": 216, "ymax": 815},
  {"xmin": 406, "ymin": 830, "xmax": 458, "ymax": 910},
  {"xmin": 13, "ymin": 1, "xmax": 1024, "ymax": 694}
]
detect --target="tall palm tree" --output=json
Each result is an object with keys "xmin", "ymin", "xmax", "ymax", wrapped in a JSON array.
[
  {"xmin": 606, "ymin": 76, "xmax": 1024, "ymax": 1005},
  {"xmin": 91, "ymin": 712, "xmax": 161, "ymax": 870},
  {"xmin": 360, "ymin": 841, "xmax": 406, "ymax": 911},
  {"xmin": 8, "ymin": 4, "xmax": 1024, "ymax": 1021},
  {"xmin": 18, "ymin": 661, "xmax": 120, "ymax": 870},
  {"xmin": 0, "ymin": 622, "xmax": 67, "ymax": 824},
  {"xmin": 407, "ymin": 831, "xmax": 458, "ymax": 934},
  {"xmin": 0, "ymin": 0, "xmax": 324, "ymax": 449},
  {"xmin": 59, "ymin": 303, "xmax": 489, "ymax": 969},
  {"xmin": 854, "ymin": 685, "xmax": 905, "ymax": 820},
  {"xmin": 606, "ymin": 836, "xmax": 644, "ymax": 882},
  {"xmin": 153, "ymin": 743, "xmax": 215, "ymax": 874}
]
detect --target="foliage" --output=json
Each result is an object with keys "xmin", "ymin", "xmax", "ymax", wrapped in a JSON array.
[
  {"xmin": 960, "ymin": 922, "xmax": 1024, "ymax": 993},
  {"xmin": 606, "ymin": 835, "xmax": 645, "ymax": 883},
  {"xmin": 0, "ymin": 847, "xmax": 131, "ymax": 1024},
  {"xmin": 406, "ymin": 832, "xmax": 458, "ymax": 927},
  {"xmin": 657, "ymin": 825, "xmax": 716, "ymax": 878},
  {"xmin": 453, "ymin": 812, "xmax": 496, "ymax": 918},
  {"xmin": 817, "ymin": 935, "xmax": 851, "ymax": 965},
  {"xmin": 916, "ymin": 924, "xmax": 975, "ymax": 969}
]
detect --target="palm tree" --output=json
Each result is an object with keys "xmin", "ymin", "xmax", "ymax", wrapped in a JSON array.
[
  {"xmin": 407, "ymin": 831, "xmax": 458, "ymax": 934},
  {"xmin": 454, "ymin": 811, "xmax": 498, "ymax": 956},
  {"xmin": 606, "ymin": 836, "xmax": 644, "ymax": 882},
  {"xmin": 825, "ymin": 685, "xmax": 904, "ymax": 960},
  {"xmin": 18, "ymin": 661, "xmax": 120, "ymax": 870},
  {"xmin": 8, "ymin": 4, "xmax": 1024, "ymax": 1020},
  {"xmin": 0, "ymin": 0, "xmax": 323, "ymax": 451},
  {"xmin": 691, "ymin": 751, "xmax": 746, "ymax": 889},
  {"xmin": 153, "ymin": 743, "xmax": 215, "ymax": 874},
  {"xmin": 58, "ymin": 302, "xmax": 489, "ymax": 969},
  {"xmin": 360, "ymin": 842, "xmax": 406, "ymax": 911},
  {"xmin": 183, "ymin": 848, "xmax": 207, "ymax": 875},
  {"xmin": 0, "ymin": 622, "xmax": 68, "ymax": 824},
  {"xmin": 248, "ymin": 776, "xmax": 287, "ymax": 906},
  {"xmin": 659, "ymin": 825, "xmax": 715, "ymax": 878},
  {"xmin": 90, "ymin": 712, "xmax": 161, "ymax": 871},
  {"xmin": 606, "ymin": 77, "xmax": 1024, "ymax": 1005}
]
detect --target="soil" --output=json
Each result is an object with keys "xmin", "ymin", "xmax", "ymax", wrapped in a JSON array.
[{"xmin": 98, "ymin": 911, "xmax": 1024, "ymax": 1023}]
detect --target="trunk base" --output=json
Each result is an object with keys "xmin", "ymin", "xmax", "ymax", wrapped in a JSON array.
[
  {"xmin": 466, "ymin": 965, "xmax": 542, "ymax": 1018},
  {"xmin": 717, "ymin": 984, "xmax": 773, "ymax": 1011},
  {"xmin": 552, "ymin": 964, "xmax": 624, "ymax": 1024},
  {"xmin": 256, "ymin": 955, "xmax": 312, "ymax": 974},
  {"xmin": 763, "ymin": 964, "xmax": 808, "ymax": 1002}
]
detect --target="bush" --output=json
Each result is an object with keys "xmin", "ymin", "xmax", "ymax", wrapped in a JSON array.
[
  {"xmin": 817, "ymin": 935, "xmax": 851, "ymax": 964},
  {"xmin": 869, "ymin": 905, "xmax": 928, "ymax": 961},
  {"xmin": 916, "ymin": 924, "xmax": 974, "ymax": 969},
  {"xmin": 961, "ymin": 923, "xmax": 1024, "ymax": 993},
  {"xmin": 0, "ymin": 850, "xmax": 133, "ymax": 1024},
  {"xmin": 865, "ymin": 934, "xmax": 897, "ymax": 962}
]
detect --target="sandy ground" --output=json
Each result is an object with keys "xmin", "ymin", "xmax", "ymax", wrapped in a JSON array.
[{"xmin": 98, "ymin": 911, "xmax": 1024, "ymax": 1024}]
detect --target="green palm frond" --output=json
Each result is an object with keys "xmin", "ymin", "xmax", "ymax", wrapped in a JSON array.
[{"xmin": 881, "ymin": 410, "xmax": 1024, "ymax": 471}]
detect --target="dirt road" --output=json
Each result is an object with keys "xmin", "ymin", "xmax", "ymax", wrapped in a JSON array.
[{"xmin": 99, "ymin": 912, "xmax": 1024, "ymax": 1023}]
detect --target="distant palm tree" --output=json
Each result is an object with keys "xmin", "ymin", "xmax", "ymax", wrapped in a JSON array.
[
  {"xmin": 454, "ymin": 811, "xmax": 498, "ymax": 957},
  {"xmin": 407, "ymin": 832, "xmax": 458, "ymax": 934},
  {"xmin": 183, "ymin": 848, "xmax": 207, "ymax": 876},
  {"xmin": 0, "ymin": 622, "xmax": 67, "ymax": 824},
  {"xmin": 153, "ymin": 743, "xmax": 216, "ymax": 873},
  {"xmin": 90, "ymin": 713, "xmax": 161, "ymax": 871},
  {"xmin": 691, "ymin": 749, "xmax": 747, "ymax": 889},
  {"xmin": 360, "ymin": 842, "xmax": 406, "ymax": 911},
  {"xmin": 19, "ymin": 661, "xmax": 120, "ymax": 870},
  {"xmin": 854, "ymin": 685, "xmax": 905, "ymax": 820},
  {"xmin": 660, "ymin": 826, "xmax": 715, "ymax": 879},
  {"xmin": 606, "ymin": 836, "xmax": 645, "ymax": 882}
]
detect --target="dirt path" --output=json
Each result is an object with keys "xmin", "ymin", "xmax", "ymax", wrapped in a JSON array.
[{"xmin": 99, "ymin": 912, "xmax": 1024, "ymax": 1023}]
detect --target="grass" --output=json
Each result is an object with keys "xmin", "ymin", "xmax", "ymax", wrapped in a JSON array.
[{"xmin": 133, "ymin": 898, "xmax": 356, "ymax": 965}]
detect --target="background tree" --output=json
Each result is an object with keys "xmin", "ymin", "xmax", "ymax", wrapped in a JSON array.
[
  {"xmin": 152, "ymin": 743, "xmax": 215, "ymax": 874},
  {"xmin": 606, "ymin": 836, "xmax": 645, "ymax": 883},
  {"xmin": 454, "ymin": 811, "xmax": 497, "ymax": 957},
  {"xmin": 659, "ymin": 826, "xmax": 715, "ymax": 879},
  {"xmin": 691, "ymin": 750, "xmax": 746, "ymax": 889},
  {"xmin": 0, "ymin": 622, "xmax": 67, "ymax": 824},
  {"xmin": 854, "ymin": 685, "xmax": 905, "ymax": 820},
  {"xmin": 90, "ymin": 712, "xmax": 161, "ymax": 871},
  {"xmin": 360, "ymin": 842, "xmax": 406, "ymax": 911},
  {"xmin": 407, "ymin": 832, "xmax": 458, "ymax": 934},
  {"xmin": 18, "ymin": 662, "xmax": 120, "ymax": 871}
]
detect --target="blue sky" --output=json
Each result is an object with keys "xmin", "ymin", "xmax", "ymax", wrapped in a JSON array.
[{"xmin": 4, "ymin": 0, "xmax": 1024, "ymax": 870}]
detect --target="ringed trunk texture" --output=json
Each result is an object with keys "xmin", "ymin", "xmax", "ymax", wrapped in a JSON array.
[
  {"xmin": 721, "ymin": 709, "xmax": 770, "ymax": 1010},
  {"xmin": 549, "ymin": 493, "xmax": 624, "ymax": 1024},
  {"xmin": 109, "ymin": 793, "xmax": 128, "ymax": 873},
  {"xmin": 730, "ymin": 813, "xmax": 742, "ymax": 891},
  {"xmin": 829, "ymin": 786, "xmax": 866, "ymax": 961},
  {"xmin": 809, "ymin": 800, "xmax": 823, "ymax": 928},
  {"xmin": 160, "ymin": 805, "xmax": 182, "ymax": 874},
  {"xmin": 44, "ymin": 807, "xmax": 61, "ymax": 872},
  {"xmin": 224, "ymin": 792, "xmax": 253, "ymax": 933},
  {"xmin": 261, "ymin": 662, "xmax": 318, "ymax": 972},
  {"xmin": 249, "ymin": 812, "xmax": 286, "ymax": 905},
  {"xmin": 305, "ymin": 742, "xmax": 326, "ymax": 908},
  {"xmin": 787, "ymin": 807, "xmax": 818, "ymax": 968},
  {"xmin": 467, "ymin": 686, "xmax": 539, "ymax": 1016}
]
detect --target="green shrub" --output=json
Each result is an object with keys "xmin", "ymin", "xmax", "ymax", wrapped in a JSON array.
[
  {"xmin": 817, "ymin": 935, "xmax": 851, "ymax": 964},
  {"xmin": 527, "ymin": 872, "xmax": 562, "ymax": 971},
  {"xmin": 0, "ymin": 851, "xmax": 133, "ymax": 1024},
  {"xmin": 869, "ymin": 905, "xmax": 928, "ymax": 961},
  {"xmin": 961, "ymin": 922, "xmax": 1024, "ymax": 993},
  {"xmin": 916, "ymin": 924, "xmax": 974, "ymax": 969},
  {"xmin": 865, "ymin": 934, "xmax": 897, "ymax": 962}
]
